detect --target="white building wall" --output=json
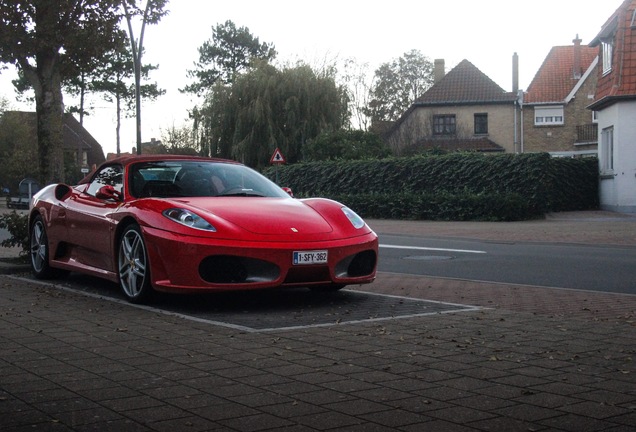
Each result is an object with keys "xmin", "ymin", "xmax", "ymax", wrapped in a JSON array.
[{"xmin": 598, "ymin": 101, "xmax": 636, "ymax": 213}]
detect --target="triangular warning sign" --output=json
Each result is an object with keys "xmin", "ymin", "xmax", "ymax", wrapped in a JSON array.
[{"xmin": 270, "ymin": 148, "xmax": 286, "ymax": 164}]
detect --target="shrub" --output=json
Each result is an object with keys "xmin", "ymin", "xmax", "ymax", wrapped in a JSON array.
[{"xmin": 0, "ymin": 211, "xmax": 29, "ymax": 256}]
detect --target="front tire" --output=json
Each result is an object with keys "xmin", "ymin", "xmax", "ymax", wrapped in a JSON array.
[
  {"xmin": 30, "ymin": 215, "xmax": 66, "ymax": 279},
  {"xmin": 118, "ymin": 224, "xmax": 153, "ymax": 303}
]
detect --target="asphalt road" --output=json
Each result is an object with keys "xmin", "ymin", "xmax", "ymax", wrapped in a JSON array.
[
  {"xmin": 13, "ymin": 229, "xmax": 634, "ymax": 299},
  {"xmin": 378, "ymin": 234, "xmax": 636, "ymax": 294}
]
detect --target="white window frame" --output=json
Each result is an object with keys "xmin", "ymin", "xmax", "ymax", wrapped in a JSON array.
[
  {"xmin": 600, "ymin": 126, "xmax": 614, "ymax": 175},
  {"xmin": 602, "ymin": 41, "xmax": 613, "ymax": 75},
  {"xmin": 534, "ymin": 106, "xmax": 564, "ymax": 126}
]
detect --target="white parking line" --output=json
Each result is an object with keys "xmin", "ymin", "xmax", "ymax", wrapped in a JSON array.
[
  {"xmin": 380, "ymin": 244, "xmax": 487, "ymax": 254},
  {"xmin": 7, "ymin": 275, "xmax": 483, "ymax": 333}
]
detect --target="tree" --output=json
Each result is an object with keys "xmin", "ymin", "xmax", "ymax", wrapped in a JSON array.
[
  {"xmin": 91, "ymin": 34, "xmax": 165, "ymax": 155},
  {"xmin": 0, "ymin": 1, "xmax": 123, "ymax": 184},
  {"xmin": 161, "ymin": 124, "xmax": 198, "ymax": 155},
  {"xmin": 123, "ymin": 0, "xmax": 168, "ymax": 155},
  {"xmin": 303, "ymin": 129, "xmax": 391, "ymax": 162},
  {"xmin": 339, "ymin": 58, "xmax": 373, "ymax": 131},
  {"xmin": 0, "ymin": 95, "xmax": 9, "ymax": 112},
  {"xmin": 182, "ymin": 20, "xmax": 277, "ymax": 96},
  {"xmin": 0, "ymin": 111, "xmax": 39, "ymax": 189},
  {"xmin": 198, "ymin": 61, "xmax": 349, "ymax": 169},
  {"xmin": 366, "ymin": 49, "xmax": 435, "ymax": 127}
]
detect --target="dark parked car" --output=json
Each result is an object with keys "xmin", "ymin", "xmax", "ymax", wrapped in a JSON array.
[{"xmin": 6, "ymin": 178, "xmax": 40, "ymax": 209}]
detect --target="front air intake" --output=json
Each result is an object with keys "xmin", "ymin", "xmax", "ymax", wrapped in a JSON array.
[
  {"xmin": 199, "ymin": 255, "xmax": 279, "ymax": 284},
  {"xmin": 335, "ymin": 250, "xmax": 377, "ymax": 278}
]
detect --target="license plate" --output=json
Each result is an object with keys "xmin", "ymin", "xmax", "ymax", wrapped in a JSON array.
[{"xmin": 293, "ymin": 250, "xmax": 328, "ymax": 265}]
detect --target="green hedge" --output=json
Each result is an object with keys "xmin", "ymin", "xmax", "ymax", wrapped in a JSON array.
[
  {"xmin": 265, "ymin": 153, "xmax": 599, "ymax": 221},
  {"xmin": 547, "ymin": 156, "xmax": 599, "ymax": 211}
]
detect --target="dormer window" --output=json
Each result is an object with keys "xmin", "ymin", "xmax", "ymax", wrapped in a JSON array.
[{"xmin": 602, "ymin": 40, "xmax": 613, "ymax": 75}]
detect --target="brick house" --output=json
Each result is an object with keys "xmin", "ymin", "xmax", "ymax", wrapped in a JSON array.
[
  {"xmin": 384, "ymin": 59, "xmax": 519, "ymax": 156},
  {"xmin": 522, "ymin": 37, "xmax": 599, "ymax": 157},
  {"xmin": 589, "ymin": 0, "xmax": 636, "ymax": 213},
  {"xmin": 0, "ymin": 111, "xmax": 105, "ymax": 180}
]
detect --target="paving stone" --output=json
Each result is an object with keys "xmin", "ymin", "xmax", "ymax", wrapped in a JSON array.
[
  {"xmin": 218, "ymin": 413, "xmax": 294, "ymax": 432},
  {"xmin": 1, "ymin": 214, "xmax": 635, "ymax": 431},
  {"xmin": 539, "ymin": 413, "xmax": 621, "ymax": 432},
  {"xmin": 291, "ymin": 410, "xmax": 362, "ymax": 430}
]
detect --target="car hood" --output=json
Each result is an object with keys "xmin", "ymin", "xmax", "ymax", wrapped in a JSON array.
[{"xmin": 177, "ymin": 197, "xmax": 334, "ymax": 235}]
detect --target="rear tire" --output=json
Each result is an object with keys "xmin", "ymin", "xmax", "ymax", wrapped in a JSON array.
[
  {"xmin": 30, "ymin": 215, "xmax": 66, "ymax": 279},
  {"xmin": 118, "ymin": 224, "xmax": 153, "ymax": 303}
]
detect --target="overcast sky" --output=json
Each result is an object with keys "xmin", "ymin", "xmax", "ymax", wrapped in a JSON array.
[{"xmin": 0, "ymin": 0, "xmax": 625, "ymax": 156}]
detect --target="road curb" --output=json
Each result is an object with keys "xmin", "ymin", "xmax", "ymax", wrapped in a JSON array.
[{"xmin": 0, "ymin": 260, "xmax": 30, "ymax": 275}]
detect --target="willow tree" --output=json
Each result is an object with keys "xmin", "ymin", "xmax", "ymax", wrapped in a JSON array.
[
  {"xmin": 200, "ymin": 61, "xmax": 349, "ymax": 170},
  {"xmin": 184, "ymin": 20, "xmax": 277, "ymax": 157}
]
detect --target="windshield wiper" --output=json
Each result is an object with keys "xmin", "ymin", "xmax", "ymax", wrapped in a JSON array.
[{"xmin": 219, "ymin": 189, "xmax": 266, "ymax": 197}]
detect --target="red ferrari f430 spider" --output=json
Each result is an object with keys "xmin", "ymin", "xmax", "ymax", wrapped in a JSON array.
[{"xmin": 28, "ymin": 155, "xmax": 378, "ymax": 303}]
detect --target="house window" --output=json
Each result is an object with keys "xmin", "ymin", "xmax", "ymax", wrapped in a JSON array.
[
  {"xmin": 534, "ymin": 106, "xmax": 564, "ymax": 126},
  {"xmin": 602, "ymin": 41, "xmax": 613, "ymax": 75},
  {"xmin": 601, "ymin": 126, "xmax": 614, "ymax": 174},
  {"xmin": 592, "ymin": 111, "xmax": 598, "ymax": 123},
  {"xmin": 433, "ymin": 114, "xmax": 456, "ymax": 135},
  {"xmin": 474, "ymin": 113, "xmax": 488, "ymax": 134}
]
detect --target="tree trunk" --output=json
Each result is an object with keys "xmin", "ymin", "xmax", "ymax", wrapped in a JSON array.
[
  {"xmin": 34, "ymin": 52, "xmax": 65, "ymax": 185},
  {"xmin": 116, "ymin": 92, "xmax": 122, "ymax": 156}
]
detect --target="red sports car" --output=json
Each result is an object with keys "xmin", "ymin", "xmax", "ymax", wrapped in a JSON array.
[{"xmin": 28, "ymin": 155, "xmax": 378, "ymax": 303}]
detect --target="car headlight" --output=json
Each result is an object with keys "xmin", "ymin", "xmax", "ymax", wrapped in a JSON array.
[
  {"xmin": 341, "ymin": 206, "xmax": 365, "ymax": 229},
  {"xmin": 163, "ymin": 208, "xmax": 216, "ymax": 231}
]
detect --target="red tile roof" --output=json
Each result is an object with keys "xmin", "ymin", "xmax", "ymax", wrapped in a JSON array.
[
  {"xmin": 415, "ymin": 59, "xmax": 517, "ymax": 105},
  {"xmin": 524, "ymin": 44, "xmax": 598, "ymax": 104},
  {"xmin": 590, "ymin": 0, "xmax": 636, "ymax": 108}
]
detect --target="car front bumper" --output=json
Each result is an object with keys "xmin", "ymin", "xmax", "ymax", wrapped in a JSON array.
[{"xmin": 142, "ymin": 226, "xmax": 378, "ymax": 293}]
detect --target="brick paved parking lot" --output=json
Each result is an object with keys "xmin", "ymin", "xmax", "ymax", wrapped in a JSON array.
[{"xmin": 1, "ymin": 211, "xmax": 635, "ymax": 431}]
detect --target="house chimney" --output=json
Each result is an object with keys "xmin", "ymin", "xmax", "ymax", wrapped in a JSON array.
[
  {"xmin": 512, "ymin": 52, "xmax": 519, "ymax": 93},
  {"xmin": 573, "ymin": 34, "xmax": 582, "ymax": 79},
  {"xmin": 434, "ymin": 59, "xmax": 445, "ymax": 82}
]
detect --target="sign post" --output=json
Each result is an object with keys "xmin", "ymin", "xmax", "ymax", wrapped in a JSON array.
[{"xmin": 269, "ymin": 147, "xmax": 286, "ymax": 183}]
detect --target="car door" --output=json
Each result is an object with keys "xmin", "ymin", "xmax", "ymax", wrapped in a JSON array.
[{"xmin": 63, "ymin": 164, "xmax": 123, "ymax": 273}]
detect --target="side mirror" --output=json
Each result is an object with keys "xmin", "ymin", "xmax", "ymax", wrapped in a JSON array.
[
  {"xmin": 96, "ymin": 185, "xmax": 122, "ymax": 201},
  {"xmin": 54, "ymin": 184, "xmax": 73, "ymax": 201},
  {"xmin": 281, "ymin": 187, "xmax": 294, "ymax": 197}
]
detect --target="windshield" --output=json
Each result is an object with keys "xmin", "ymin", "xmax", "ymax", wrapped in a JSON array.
[{"xmin": 128, "ymin": 160, "xmax": 289, "ymax": 199}]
